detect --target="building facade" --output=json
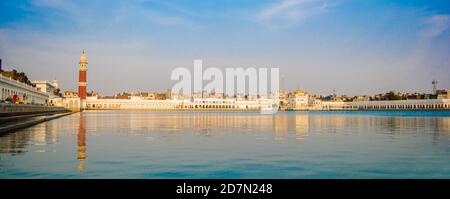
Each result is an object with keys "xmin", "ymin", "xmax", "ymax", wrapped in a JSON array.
[
  {"xmin": 1, "ymin": 74, "xmax": 49, "ymax": 105},
  {"xmin": 78, "ymin": 50, "xmax": 87, "ymax": 100},
  {"xmin": 287, "ymin": 91, "xmax": 309, "ymax": 110},
  {"xmin": 347, "ymin": 99, "xmax": 450, "ymax": 110}
]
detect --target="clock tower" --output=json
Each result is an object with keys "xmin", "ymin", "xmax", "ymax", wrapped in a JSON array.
[{"xmin": 78, "ymin": 49, "xmax": 88, "ymax": 100}]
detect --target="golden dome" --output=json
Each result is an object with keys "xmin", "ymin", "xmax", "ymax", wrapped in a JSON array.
[{"xmin": 79, "ymin": 49, "xmax": 88, "ymax": 64}]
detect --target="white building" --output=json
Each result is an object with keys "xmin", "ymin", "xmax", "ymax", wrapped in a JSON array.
[
  {"xmin": 307, "ymin": 98, "xmax": 450, "ymax": 110},
  {"xmin": 287, "ymin": 91, "xmax": 309, "ymax": 110},
  {"xmin": 320, "ymin": 101, "xmax": 351, "ymax": 110},
  {"xmin": 0, "ymin": 75, "xmax": 49, "ymax": 105},
  {"xmin": 32, "ymin": 80, "xmax": 58, "ymax": 97},
  {"xmin": 347, "ymin": 99, "xmax": 450, "ymax": 110},
  {"xmin": 83, "ymin": 96, "xmax": 275, "ymax": 111}
]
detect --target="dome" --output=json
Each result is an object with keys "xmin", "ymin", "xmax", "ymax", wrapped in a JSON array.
[{"xmin": 79, "ymin": 49, "xmax": 88, "ymax": 63}]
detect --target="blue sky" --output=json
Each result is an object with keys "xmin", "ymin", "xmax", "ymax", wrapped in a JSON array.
[{"xmin": 0, "ymin": 0, "xmax": 449, "ymax": 96}]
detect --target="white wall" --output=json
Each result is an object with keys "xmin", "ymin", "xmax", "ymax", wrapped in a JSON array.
[{"xmin": 1, "ymin": 75, "xmax": 49, "ymax": 105}]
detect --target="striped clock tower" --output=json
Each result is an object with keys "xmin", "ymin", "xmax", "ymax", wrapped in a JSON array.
[{"xmin": 78, "ymin": 49, "xmax": 88, "ymax": 100}]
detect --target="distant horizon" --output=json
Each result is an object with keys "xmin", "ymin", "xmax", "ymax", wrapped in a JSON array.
[
  {"xmin": 1, "ymin": 0, "xmax": 449, "ymax": 96},
  {"xmin": 0, "ymin": 59, "xmax": 447, "ymax": 97}
]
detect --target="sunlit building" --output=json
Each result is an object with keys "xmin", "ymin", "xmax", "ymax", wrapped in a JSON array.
[
  {"xmin": 31, "ymin": 80, "xmax": 58, "ymax": 97},
  {"xmin": 287, "ymin": 89, "xmax": 309, "ymax": 110}
]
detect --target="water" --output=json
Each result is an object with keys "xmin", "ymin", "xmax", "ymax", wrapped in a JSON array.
[{"xmin": 0, "ymin": 110, "xmax": 449, "ymax": 179}]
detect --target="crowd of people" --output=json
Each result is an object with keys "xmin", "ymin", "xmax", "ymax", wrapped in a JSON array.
[{"xmin": 1, "ymin": 95, "xmax": 22, "ymax": 104}]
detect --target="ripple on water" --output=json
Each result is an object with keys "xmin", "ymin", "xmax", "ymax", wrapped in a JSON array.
[{"xmin": 0, "ymin": 110, "xmax": 450, "ymax": 178}]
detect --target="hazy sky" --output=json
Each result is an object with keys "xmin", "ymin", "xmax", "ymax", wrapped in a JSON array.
[{"xmin": 0, "ymin": 0, "xmax": 449, "ymax": 96}]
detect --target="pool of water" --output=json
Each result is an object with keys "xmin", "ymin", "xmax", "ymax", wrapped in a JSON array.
[{"xmin": 1, "ymin": 110, "xmax": 449, "ymax": 178}]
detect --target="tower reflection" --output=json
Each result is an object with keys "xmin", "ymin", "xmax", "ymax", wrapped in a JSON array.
[{"xmin": 77, "ymin": 112, "xmax": 87, "ymax": 172}]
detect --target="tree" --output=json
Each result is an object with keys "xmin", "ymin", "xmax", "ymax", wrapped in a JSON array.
[
  {"xmin": 54, "ymin": 88, "xmax": 62, "ymax": 97},
  {"xmin": 1, "ymin": 69, "xmax": 33, "ymax": 86},
  {"xmin": 385, "ymin": 91, "xmax": 402, "ymax": 100}
]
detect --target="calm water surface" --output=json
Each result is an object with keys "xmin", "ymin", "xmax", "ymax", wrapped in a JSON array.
[{"xmin": 1, "ymin": 110, "xmax": 449, "ymax": 178}]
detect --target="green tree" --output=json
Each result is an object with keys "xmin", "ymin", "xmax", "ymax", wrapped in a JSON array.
[
  {"xmin": 54, "ymin": 88, "xmax": 62, "ymax": 97},
  {"xmin": 385, "ymin": 91, "xmax": 402, "ymax": 100}
]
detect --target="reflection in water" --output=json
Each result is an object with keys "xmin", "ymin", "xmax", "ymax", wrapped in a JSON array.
[
  {"xmin": 1, "ymin": 111, "xmax": 449, "ymax": 152},
  {"xmin": 274, "ymin": 114, "xmax": 287, "ymax": 140},
  {"xmin": 0, "ymin": 111, "xmax": 450, "ymax": 178},
  {"xmin": 0, "ymin": 119, "xmax": 59, "ymax": 154},
  {"xmin": 77, "ymin": 113, "xmax": 87, "ymax": 172},
  {"xmin": 0, "ymin": 132, "xmax": 29, "ymax": 154},
  {"xmin": 71, "ymin": 110, "xmax": 450, "ymax": 145}
]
